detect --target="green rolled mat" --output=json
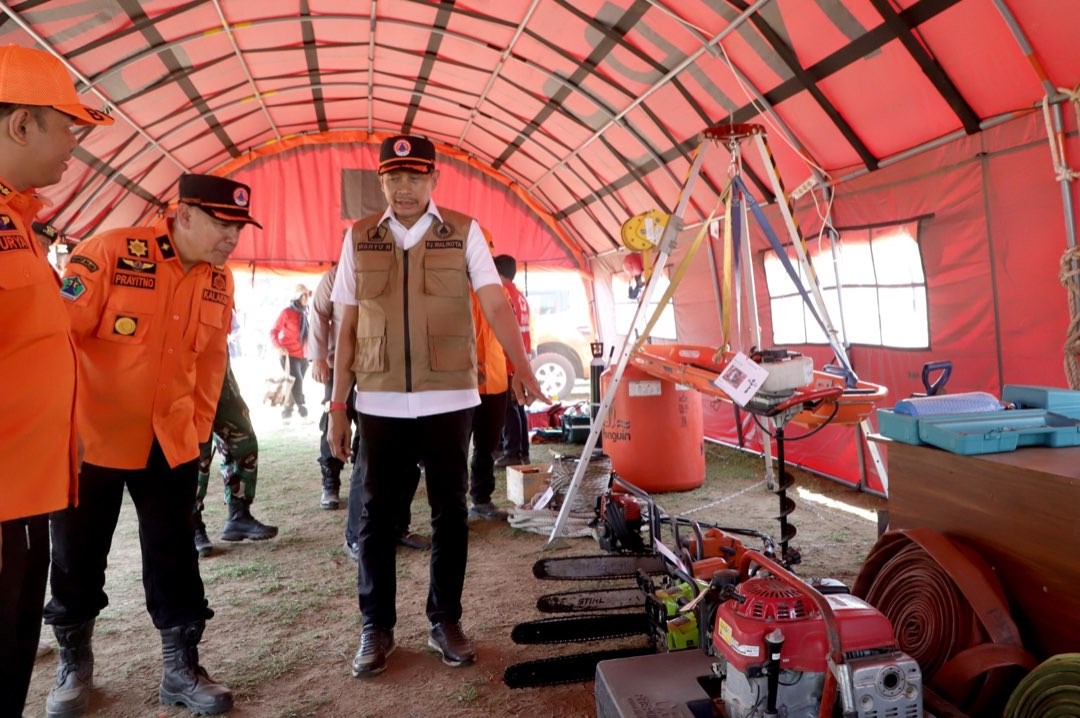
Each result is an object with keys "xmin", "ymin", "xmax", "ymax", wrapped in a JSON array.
[{"xmin": 1004, "ymin": 653, "xmax": 1080, "ymax": 718}]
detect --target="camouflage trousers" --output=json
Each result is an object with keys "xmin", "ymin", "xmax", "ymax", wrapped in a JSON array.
[{"xmin": 196, "ymin": 362, "xmax": 259, "ymax": 509}]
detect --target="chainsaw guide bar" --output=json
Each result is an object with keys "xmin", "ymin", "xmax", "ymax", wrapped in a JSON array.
[{"xmin": 532, "ymin": 553, "xmax": 665, "ymax": 581}]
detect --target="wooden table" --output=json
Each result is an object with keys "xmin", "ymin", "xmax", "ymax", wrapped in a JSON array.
[{"xmin": 872, "ymin": 436, "xmax": 1080, "ymax": 658}]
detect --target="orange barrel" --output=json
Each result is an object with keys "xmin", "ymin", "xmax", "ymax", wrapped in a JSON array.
[{"xmin": 600, "ymin": 363, "xmax": 704, "ymax": 492}]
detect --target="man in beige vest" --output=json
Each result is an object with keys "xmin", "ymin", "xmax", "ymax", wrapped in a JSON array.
[{"xmin": 327, "ymin": 134, "xmax": 544, "ymax": 677}]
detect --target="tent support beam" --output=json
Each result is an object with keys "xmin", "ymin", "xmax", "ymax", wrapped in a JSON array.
[{"xmin": 211, "ymin": 0, "xmax": 281, "ymax": 141}]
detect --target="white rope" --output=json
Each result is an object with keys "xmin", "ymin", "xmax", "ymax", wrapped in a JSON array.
[
  {"xmin": 680, "ymin": 480, "xmax": 767, "ymax": 516},
  {"xmin": 508, "ymin": 508, "xmax": 595, "ymax": 537},
  {"xmin": 1041, "ymin": 86, "xmax": 1080, "ymax": 183}
]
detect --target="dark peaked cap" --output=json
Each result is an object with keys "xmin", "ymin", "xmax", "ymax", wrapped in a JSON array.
[
  {"xmin": 379, "ymin": 135, "xmax": 436, "ymax": 175},
  {"xmin": 178, "ymin": 174, "xmax": 262, "ymax": 228}
]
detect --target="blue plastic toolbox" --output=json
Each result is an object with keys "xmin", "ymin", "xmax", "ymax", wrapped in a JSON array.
[
  {"xmin": 916, "ymin": 410, "xmax": 1080, "ymax": 455},
  {"xmin": 1002, "ymin": 385, "xmax": 1080, "ymax": 418}
]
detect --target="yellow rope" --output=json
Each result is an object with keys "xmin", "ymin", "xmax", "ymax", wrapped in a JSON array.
[{"xmin": 1060, "ymin": 245, "xmax": 1080, "ymax": 389}]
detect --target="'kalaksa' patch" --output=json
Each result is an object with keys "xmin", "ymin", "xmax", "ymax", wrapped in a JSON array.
[
  {"xmin": 70, "ymin": 255, "xmax": 99, "ymax": 272},
  {"xmin": 202, "ymin": 288, "xmax": 229, "ymax": 305},
  {"xmin": 60, "ymin": 276, "xmax": 86, "ymax": 301},
  {"xmin": 117, "ymin": 257, "xmax": 156, "ymax": 274}
]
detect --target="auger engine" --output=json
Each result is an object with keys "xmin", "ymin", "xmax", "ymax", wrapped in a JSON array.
[{"xmin": 708, "ymin": 571, "xmax": 923, "ymax": 718}]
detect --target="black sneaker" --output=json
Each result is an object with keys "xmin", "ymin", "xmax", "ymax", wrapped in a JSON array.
[
  {"xmin": 352, "ymin": 626, "xmax": 395, "ymax": 677},
  {"xmin": 469, "ymin": 502, "xmax": 509, "ymax": 521},
  {"xmin": 194, "ymin": 527, "xmax": 213, "ymax": 558},
  {"xmin": 492, "ymin": 453, "xmax": 517, "ymax": 468},
  {"xmin": 428, "ymin": 622, "xmax": 475, "ymax": 667},
  {"xmin": 343, "ymin": 540, "xmax": 359, "ymax": 563},
  {"xmin": 320, "ymin": 488, "xmax": 340, "ymax": 510}
]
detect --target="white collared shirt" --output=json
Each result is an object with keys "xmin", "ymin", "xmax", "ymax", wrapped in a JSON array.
[{"xmin": 331, "ymin": 201, "xmax": 500, "ymax": 418}]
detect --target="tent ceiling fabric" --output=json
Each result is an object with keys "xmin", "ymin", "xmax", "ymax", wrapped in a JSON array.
[{"xmin": 0, "ymin": 0, "xmax": 1073, "ymax": 263}]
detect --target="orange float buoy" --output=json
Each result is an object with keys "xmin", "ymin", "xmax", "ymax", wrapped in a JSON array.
[{"xmin": 600, "ymin": 362, "xmax": 704, "ymax": 493}]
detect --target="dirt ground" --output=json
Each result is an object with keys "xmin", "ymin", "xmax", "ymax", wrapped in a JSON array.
[{"xmin": 24, "ymin": 374, "xmax": 885, "ymax": 718}]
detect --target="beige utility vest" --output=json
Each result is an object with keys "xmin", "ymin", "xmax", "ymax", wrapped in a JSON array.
[{"xmin": 350, "ymin": 209, "xmax": 477, "ymax": 392}]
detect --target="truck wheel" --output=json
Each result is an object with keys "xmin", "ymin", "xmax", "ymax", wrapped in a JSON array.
[{"xmin": 531, "ymin": 352, "xmax": 575, "ymax": 400}]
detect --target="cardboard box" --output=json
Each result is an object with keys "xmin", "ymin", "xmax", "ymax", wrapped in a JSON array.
[{"xmin": 506, "ymin": 464, "xmax": 551, "ymax": 506}]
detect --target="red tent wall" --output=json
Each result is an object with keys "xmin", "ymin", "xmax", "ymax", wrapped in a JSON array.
[
  {"xmin": 225, "ymin": 140, "xmax": 578, "ymax": 271},
  {"xmin": 670, "ymin": 112, "xmax": 1079, "ymax": 493}
]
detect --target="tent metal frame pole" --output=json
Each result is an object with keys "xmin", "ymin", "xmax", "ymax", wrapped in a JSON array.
[
  {"xmin": 0, "ymin": 4, "xmax": 189, "ymax": 172},
  {"xmin": 991, "ymin": 0, "xmax": 1079, "ymax": 321},
  {"xmin": 544, "ymin": 138, "xmax": 714, "ymax": 549}
]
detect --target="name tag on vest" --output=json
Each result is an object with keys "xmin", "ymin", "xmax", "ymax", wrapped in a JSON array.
[{"xmin": 426, "ymin": 239, "xmax": 463, "ymax": 250}]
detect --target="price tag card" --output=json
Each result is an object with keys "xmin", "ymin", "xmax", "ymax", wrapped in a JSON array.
[{"xmin": 713, "ymin": 352, "xmax": 768, "ymax": 407}]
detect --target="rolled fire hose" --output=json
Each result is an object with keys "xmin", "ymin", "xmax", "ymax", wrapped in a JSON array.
[
  {"xmin": 853, "ymin": 528, "xmax": 1037, "ymax": 716},
  {"xmin": 1004, "ymin": 653, "xmax": 1080, "ymax": 718}
]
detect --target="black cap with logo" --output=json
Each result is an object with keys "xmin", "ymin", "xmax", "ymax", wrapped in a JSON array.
[
  {"xmin": 378, "ymin": 135, "xmax": 436, "ymax": 175},
  {"xmin": 178, "ymin": 174, "xmax": 262, "ymax": 228}
]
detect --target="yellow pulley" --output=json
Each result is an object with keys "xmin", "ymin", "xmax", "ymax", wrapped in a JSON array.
[{"xmin": 620, "ymin": 209, "xmax": 668, "ymax": 252}]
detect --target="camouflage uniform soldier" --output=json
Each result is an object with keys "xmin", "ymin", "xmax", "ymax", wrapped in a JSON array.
[{"xmin": 194, "ymin": 360, "xmax": 278, "ymax": 556}]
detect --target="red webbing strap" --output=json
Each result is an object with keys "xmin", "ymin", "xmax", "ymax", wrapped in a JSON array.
[{"xmin": 853, "ymin": 528, "xmax": 1036, "ymax": 715}]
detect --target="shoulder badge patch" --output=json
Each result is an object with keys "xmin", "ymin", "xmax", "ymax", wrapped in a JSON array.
[
  {"xmin": 211, "ymin": 271, "xmax": 227, "ymax": 291},
  {"xmin": 70, "ymin": 255, "xmax": 99, "ymax": 272},
  {"xmin": 432, "ymin": 221, "xmax": 453, "ymax": 239},
  {"xmin": 127, "ymin": 238, "xmax": 149, "ymax": 257},
  {"xmin": 60, "ymin": 276, "xmax": 86, "ymax": 301},
  {"xmin": 156, "ymin": 235, "xmax": 176, "ymax": 259}
]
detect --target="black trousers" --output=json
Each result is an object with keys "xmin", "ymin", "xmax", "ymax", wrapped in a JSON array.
[
  {"xmin": 0, "ymin": 514, "xmax": 48, "ymax": 717},
  {"xmin": 501, "ymin": 384, "xmax": 530, "ymax": 458},
  {"xmin": 44, "ymin": 441, "xmax": 210, "ymax": 630},
  {"xmin": 355, "ymin": 408, "xmax": 473, "ymax": 629},
  {"xmin": 470, "ymin": 390, "xmax": 509, "ymax": 504},
  {"xmin": 280, "ymin": 355, "xmax": 308, "ymax": 409}
]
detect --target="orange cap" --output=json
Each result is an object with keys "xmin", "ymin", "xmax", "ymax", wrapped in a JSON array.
[{"xmin": 0, "ymin": 45, "xmax": 113, "ymax": 126}]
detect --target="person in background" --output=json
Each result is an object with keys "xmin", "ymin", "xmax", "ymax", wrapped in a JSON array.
[
  {"xmin": 43, "ymin": 174, "xmax": 258, "ymax": 717},
  {"xmin": 308, "ymin": 262, "xmax": 430, "ymax": 550},
  {"xmin": 467, "ymin": 229, "xmax": 510, "ymax": 521},
  {"xmin": 0, "ymin": 43, "xmax": 113, "ymax": 718},
  {"xmin": 494, "ymin": 254, "xmax": 533, "ymax": 467},
  {"xmin": 270, "ymin": 284, "xmax": 311, "ymax": 419},
  {"xmin": 193, "ymin": 357, "xmax": 278, "ymax": 558},
  {"xmin": 327, "ymin": 134, "xmax": 545, "ymax": 678}
]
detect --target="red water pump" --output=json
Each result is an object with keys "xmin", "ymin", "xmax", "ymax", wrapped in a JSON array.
[{"xmin": 703, "ymin": 552, "xmax": 923, "ymax": 718}]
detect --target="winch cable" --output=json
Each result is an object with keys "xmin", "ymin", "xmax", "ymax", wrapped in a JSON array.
[
  {"xmin": 1004, "ymin": 653, "xmax": 1080, "ymax": 718},
  {"xmin": 853, "ymin": 528, "xmax": 1037, "ymax": 716}
]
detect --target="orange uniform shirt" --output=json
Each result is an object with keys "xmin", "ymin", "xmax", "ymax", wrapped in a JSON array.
[
  {"xmin": 62, "ymin": 220, "xmax": 233, "ymax": 470},
  {"xmin": 471, "ymin": 290, "xmax": 508, "ymax": 395},
  {"xmin": 0, "ymin": 178, "xmax": 79, "ymax": 521}
]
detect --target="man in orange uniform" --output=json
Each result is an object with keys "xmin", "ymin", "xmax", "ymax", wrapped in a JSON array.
[
  {"xmin": 42, "ymin": 174, "xmax": 259, "ymax": 717},
  {"xmin": 495, "ymin": 254, "xmax": 534, "ymax": 466},
  {"xmin": 0, "ymin": 44, "xmax": 113, "ymax": 717},
  {"xmin": 468, "ymin": 230, "xmax": 510, "ymax": 521}
]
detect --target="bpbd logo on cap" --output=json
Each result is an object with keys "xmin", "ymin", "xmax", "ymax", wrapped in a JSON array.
[
  {"xmin": 394, "ymin": 139, "xmax": 412, "ymax": 157},
  {"xmin": 233, "ymin": 187, "xmax": 249, "ymax": 207}
]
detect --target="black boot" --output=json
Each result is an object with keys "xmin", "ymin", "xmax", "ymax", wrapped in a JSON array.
[
  {"xmin": 159, "ymin": 621, "xmax": 233, "ymax": 715},
  {"xmin": 320, "ymin": 468, "xmax": 341, "ymax": 510},
  {"xmin": 46, "ymin": 619, "xmax": 94, "ymax": 718},
  {"xmin": 193, "ymin": 510, "xmax": 213, "ymax": 558},
  {"xmin": 219, "ymin": 498, "xmax": 278, "ymax": 541}
]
